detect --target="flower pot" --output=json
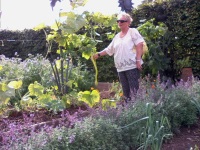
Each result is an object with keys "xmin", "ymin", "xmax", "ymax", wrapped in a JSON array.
[
  {"xmin": 96, "ymin": 82, "xmax": 112, "ymax": 92},
  {"xmin": 96, "ymin": 82, "xmax": 113, "ymax": 99},
  {"xmin": 180, "ymin": 67, "xmax": 193, "ymax": 82}
]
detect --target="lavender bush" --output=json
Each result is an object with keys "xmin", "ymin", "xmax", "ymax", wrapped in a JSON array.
[{"xmin": 0, "ymin": 57, "xmax": 199, "ymax": 149}]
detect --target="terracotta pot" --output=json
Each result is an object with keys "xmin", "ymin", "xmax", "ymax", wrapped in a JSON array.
[
  {"xmin": 96, "ymin": 82, "xmax": 112, "ymax": 92},
  {"xmin": 180, "ymin": 67, "xmax": 193, "ymax": 82}
]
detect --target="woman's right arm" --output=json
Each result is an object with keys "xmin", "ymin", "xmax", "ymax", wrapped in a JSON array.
[
  {"xmin": 93, "ymin": 50, "xmax": 108, "ymax": 60},
  {"xmin": 93, "ymin": 35, "xmax": 117, "ymax": 60}
]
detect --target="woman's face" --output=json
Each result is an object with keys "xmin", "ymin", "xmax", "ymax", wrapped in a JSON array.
[{"xmin": 117, "ymin": 16, "xmax": 130, "ymax": 30}]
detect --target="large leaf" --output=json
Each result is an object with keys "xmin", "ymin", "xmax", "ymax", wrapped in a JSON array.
[
  {"xmin": 47, "ymin": 34, "xmax": 57, "ymax": 42},
  {"xmin": 0, "ymin": 84, "xmax": 15, "ymax": 105},
  {"xmin": 37, "ymin": 94, "xmax": 66, "ymax": 112},
  {"xmin": 20, "ymin": 95, "xmax": 34, "ymax": 108},
  {"xmin": 70, "ymin": 0, "xmax": 88, "ymax": 9},
  {"xmin": 61, "ymin": 12, "xmax": 87, "ymax": 34},
  {"xmin": 37, "ymin": 94, "xmax": 52, "ymax": 107},
  {"xmin": 0, "ymin": 83, "xmax": 8, "ymax": 92},
  {"xmin": 78, "ymin": 89, "xmax": 100, "ymax": 107},
  {"xmin": 8, "ymin": 80, "xmax": 23, "ymax": 90},
  {"xmin": 33, "ymin": 23, "xmax": 46, "ymax": 31},
  {"xmin": 28, "ymin": 81, "xmax": 44, "ymax": 96}
]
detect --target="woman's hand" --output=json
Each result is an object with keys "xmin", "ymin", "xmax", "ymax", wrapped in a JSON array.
[
  {"xmin": 92, "ymin": 51, "xmax": 107, "ymax": 60},
  {"xmin": 136, "ymin": 60, "xmax": 142, "ymax": 71},
  {"xmin": 135, "ymin": 42, "xmax": 143, "ymax": 71},
  {"xmin": 93, "ymin": 53, "xmax": 99, "ymax": 60}
]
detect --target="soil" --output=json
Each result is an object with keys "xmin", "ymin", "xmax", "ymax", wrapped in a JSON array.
[
  {"xmin": 0, "ymin": 107, "xmax": 200, "ymax": 150},
  {"xmin": 161, "ymin": 118, "xmax": 200, "ymax": 150}
]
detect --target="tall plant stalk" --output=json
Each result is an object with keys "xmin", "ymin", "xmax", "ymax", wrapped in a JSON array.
[{"xmin": 34, "ymin": 5, "xmax": 117, "ymax": 97}]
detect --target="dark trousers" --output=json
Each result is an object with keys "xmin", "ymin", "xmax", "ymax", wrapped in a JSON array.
[{"xmin": 118, "ymin": 68, "xmax": 140, "ymax": 100}]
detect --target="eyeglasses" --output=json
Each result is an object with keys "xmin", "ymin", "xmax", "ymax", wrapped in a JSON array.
[{"xmin": 117, "ymin": 20, "xmax": 128, "ymax": 23}]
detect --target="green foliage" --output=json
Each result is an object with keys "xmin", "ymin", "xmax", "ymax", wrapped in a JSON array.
[
  {"xmin": 176, "ymin": 56, "xmax": 192, "ymax": 70},
  {"xmin": 8, "ymin": 80, "xmax": 23, "ymax": 90},
  {"xmin": 67, "ymin": 117, "xmax": 127, "ymax": 150},
  {"xmin": 28, "ymin": 81, "xmax": 44, "ymax": 96},
  {"xmin": 0, "ymin": 82, "xmax": 15, "ymax": 105},
  {"xmin": 160, "ymin": 87, "xmax": 197, "ymax": 130},
  {"xmin": 18, "ymin": 117, "xmax": 127, "ymax": 150},
  {"xmin": 69, "ymin": 63, "xmax": 95, "ymax": 92},
  {"xmin": 137, "ymin": 103, "xmax": 172, "ymax": 150},
  {"xmin": 137, "ymin": 19, "xmax": 170, "ymax": 77},
  {"xmin": 132, "ymin": 0, "xmax": 200, "ymax": 79},
  {"xmin": 0, "ymin": 55, "xmax": 69, "ymax": 112},
  {"xmin": 137, "ymin": 75, "xmax": 200, "ymax": 132},
  {"xmin": 164, "ymin": 0, "xmax": 200, "ymax": 79},
  {"xmin": 141, "ymin": 76, "xmax": 199, "ymax": 132},
  {"xmin": 34, "ymin": 10, "xmax": 118, "ymax": 94},
  {"xmin": 20, "ymin": 81, "xmax": 66, "ymax": 113},
  {"xmin": 78, "ymin": 89, "xmax": 100, "ymax": 108},
  {"xmin": 0, "ymin": 54, "xmax": 55, "ymax": 105},
  {"xmin": 0, "ymin": 56, "xmax": 24, "ymax": 81},
  {"xmin": 190, "ymin": 81, "xmax": 200, "ymax": 115},
  {"xmin": 0, "ymin": 29, "xmax": 47, "ymax": 60}
]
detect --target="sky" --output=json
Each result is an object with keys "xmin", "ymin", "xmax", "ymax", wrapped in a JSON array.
[{"xmin": 0, "ymin": 0, "xmax": 142, "ymax": 30}]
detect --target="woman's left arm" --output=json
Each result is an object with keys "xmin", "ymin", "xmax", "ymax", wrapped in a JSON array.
[{"xmin": 135, "ymin": 42, "xmax": 143, "ymax": 71}]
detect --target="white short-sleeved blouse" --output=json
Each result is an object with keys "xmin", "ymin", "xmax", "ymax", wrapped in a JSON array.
[{"xmin": 103, "ymin": 28, "xmax": 144, "ymax": 72}]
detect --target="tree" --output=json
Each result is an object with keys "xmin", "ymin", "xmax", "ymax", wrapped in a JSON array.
[
  {"xmin": 118, "ymin": 0, "xmax": 133, "ymax": 13},
  {"xmin": 50, "ymin": 0, "xmax": 61, "ymax": 10}
]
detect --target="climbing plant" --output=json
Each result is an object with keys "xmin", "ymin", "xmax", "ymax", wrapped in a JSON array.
[{"xmin": 34, "ymin": 2, "xmax": 117, "ymax": 96}]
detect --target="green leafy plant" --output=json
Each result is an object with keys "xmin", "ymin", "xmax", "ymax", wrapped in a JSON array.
[
  {"xmin": 34, "ymin": 10, "xmax": 117, "ymax": 96},
  {"xmin": 0, "ymin": 54, "xmax": 55, "ymax": 105},
  {"xmin": 0, "ymin": 82, "xmax": 15, "ymax": 105},
  {"xmin": 137, "ymin": 19, "xmax": 170, "ymax": 77},
  {"xmin": 132, "ymin": 0, "xmax": 200, "ymax": 79},
  {"xmin": 103, "ymin": 81, "xmax": 123, "ymax": 102},
  {"xmin": 176, "ymin": 56, "xmax": 192, "ymax": 70},
  {"xmin": 20, "ymin": 81, "xmax": 66, "ymax": 112},
  {"xmin": 78, "ymin": 89, "xmax": 100, "ymax": 108},
  {"xmin": 138, "ymin": 103, "xmax": 172, "ymax": 150},
  {"xmin": 191, "ymin": 81, "xmax": 200, "ymax": 115}
]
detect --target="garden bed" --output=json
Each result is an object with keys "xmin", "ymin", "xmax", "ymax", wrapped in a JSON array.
[
  {"xmin": 0, "ymin": 104, "xmax": 200, "ymax": 149},
  {"xmin": 162, "ymin": 117, "xmax": 200, "ymax": 149}
]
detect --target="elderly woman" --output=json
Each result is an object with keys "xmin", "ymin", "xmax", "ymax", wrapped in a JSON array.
[{"xmin": 93, "ymin": 12, "xmax": 145, "ymax": 102}]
